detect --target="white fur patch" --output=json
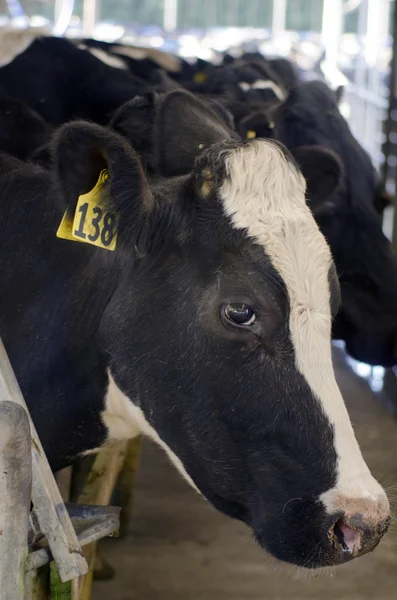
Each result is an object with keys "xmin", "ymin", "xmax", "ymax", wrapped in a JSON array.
[
  {"xmin": 102, "ymin": 372, "xmax": 199, "ymax": 492},
  {"xmin": 219, "ymin": 140, "xmax": 388, "ymax": 516},
  {"xmin": 0, "ymin": 26, "xmax": 50, "ymax": 68},
  {"xmin": 238, "ymin": 79, "xmax": 285, "ymax": 101},
  {"xmin": 78, "ymin": 44, "xmax": 128, "ymax": 70},
  {"xmin": 111, "ymin": 45, "xmax": 181, "ymax": 73}
]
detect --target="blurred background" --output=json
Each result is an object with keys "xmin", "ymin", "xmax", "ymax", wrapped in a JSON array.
[{"xmin": 0, "ymin": 0, "xmax": 394, "ymax": 172}]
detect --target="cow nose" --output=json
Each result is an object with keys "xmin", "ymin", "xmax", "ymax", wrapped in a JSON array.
[{"xmin": 328, "ymin": 504, "xmax": 391, "ymax": 559}]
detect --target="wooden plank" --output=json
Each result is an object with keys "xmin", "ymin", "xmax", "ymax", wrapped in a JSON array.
[
  {"xmin": 50, "ymin": 562, "xmax": 73, "ymax": 599},
  {"xmin": 0, "ymin": 401, "xmax": 31, "ymax": 599},
  {"xmin": 77, "ymin": 442, "xmax": 127, "ymax": 598},
  {"xmin": 56, "ymin": 467, "xmax": 73, "ymax": 502},
  {"xmin": 0, "ymin": 340, "xmax": 87, "ymax": 582},
  {"xmin": 26, "ymin": 565, "xmax": 49, "ymax": 600},
  {"xmin": 115, "ymin": 438, "xmax": 141, "ymax": 537}
]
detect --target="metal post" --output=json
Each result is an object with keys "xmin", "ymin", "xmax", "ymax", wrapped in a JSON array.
[
  {"xmin": 0, "ymin": 401, "xmax": 31, "ymax": 599},
  {"xmin": 388, "ymin": 1, "xmax": 397, "ymax": 251},
  {"xmin": 354, "ymin": 0, "xmax": 369, "ymax": 88},
  {"xmin": 272, "ymin": 0, "xmax": 287, "ymax": 36},
  {"xmin": 53, "ymin": 0, "xmax": 76, "ymax": 36},
  {"xmin": 83, "ymin": 0, "xmax": 97, "ymax": 37},
  {"xmin": 164, "ymin": 0, "xmax": 178, "ymax": 32},
  {"xmin": 321, "ymin": 0, "xmax": 343, "ymax": 68},
  {"xmin": 382, "ymin": 0, "xmax": 397, "ymax": 192},
  {"xmin": 0, "ymin": 339, "xmax": 88, "ymax": 583}
]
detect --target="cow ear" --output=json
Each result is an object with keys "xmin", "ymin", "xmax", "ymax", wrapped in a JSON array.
[
  {"xmin": 154, "ymin": 90, "xmax": 233, "ymax": 176},
  {"xmin": 52, "ymin": 121, "xmax": 154, "ymax": 250},
  {"xmin": 30, "ymin": 142, "xmax": 52, "ymax": 168},
  {"xmin": 290, "ymin": 146, "xmax": 343, "ymax": 216},
  {"xmin": 110, "ymin": 93, "xmax": 159, "ymax": 169}
]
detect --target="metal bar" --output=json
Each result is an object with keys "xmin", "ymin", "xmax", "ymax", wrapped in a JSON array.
[
  {"xmin": 0, "ymin": 401, "xmax": 31, "ymax": 599},
  {"xmin": 164, "ymin": 0, "xmax": 178, "ymax": 32},
  {"xmin": 53, "ymin": 0, "xmax": 76, "ymax": 36},
  {"xmin": 272, "ymin": 0, "xmax": 286, "ymax": 36},
  {"xmin": 82, "ymin": 0, "xmax": 97, "ymax": 37},
  {"xmin": 0, "ymin": 339, "xmax": 88, "ymax": 582},
  {"xmin": 346, "ymin": 84, "xmax": 389, "ymax": 109},
  {"xmin": 26, "ymin": 506, "xmax": 121, "ymax": 572},
  {"xmin": 77, "ymin": 442, "xmax": 127, "ymax": 598},
  {"xmin": 321, "ymin": 0, "xmax": 343, "ymax": 68},
  {"xmin": 382, "ymin": 0, "xmax": 397, "ymax": 190},
  {"xmin": 388, "ymin": 1, "xmax": 397, "ymax": 252}
]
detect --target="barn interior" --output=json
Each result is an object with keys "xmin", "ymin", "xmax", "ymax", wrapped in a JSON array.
[{"xmin": 0, "ymin": 1, "xmax": 397, "ymax": 599}]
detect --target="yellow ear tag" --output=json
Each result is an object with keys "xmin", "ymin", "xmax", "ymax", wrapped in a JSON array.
[
  {"xmin": 193, "ymin": 71, "xmax": 207, "ymax": 84},
  {"xmin": 57, "ymin": 169, "xmax": 118, "ymax": 251},
  {"xmin": 246, "ymin": 130, "xmax": 256, "ymax": 139}
]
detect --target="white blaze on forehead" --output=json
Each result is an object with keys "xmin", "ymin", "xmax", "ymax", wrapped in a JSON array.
[{"xmin": 219, "ymin": 140, "xmax": 387, "ymax": 512}]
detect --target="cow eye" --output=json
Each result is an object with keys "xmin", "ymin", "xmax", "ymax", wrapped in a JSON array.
[{"xmin": 222, "ymin": 303, "xmax": 256, "ymax": 327}]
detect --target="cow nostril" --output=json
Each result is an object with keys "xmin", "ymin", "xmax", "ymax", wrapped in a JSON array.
[{"xmin": 332, "ymin": 518, "xmax": 362, "ymax": 556}]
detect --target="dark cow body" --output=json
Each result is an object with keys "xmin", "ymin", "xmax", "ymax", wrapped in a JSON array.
[
  {"xmin": 0, "ymin": 102, "xmax": 389, "ymax": 569},
  {"xmin": 0, "ymin": 35, "xmax": 147, "ymax": 125},
  {"xmin": 269, "ymin": 81, "xmax": 397, "ymax": 366},
  {"xmin": 79, "ymin": 38, "xmax": 183, "ymax": 92},
  {"xmin": 0, "ymin": 96, "xmax": 51, "ymax": 160}
]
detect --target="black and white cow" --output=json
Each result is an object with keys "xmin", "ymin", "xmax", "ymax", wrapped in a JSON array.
[
  {"xmin": 130, "ymin": 84, "xmax": 397, "ymax": 368},
  {"xmin": 0, "ymin": 107, "xmax": 389, "ymax": 568},
  {"xmin": 0, "ymin": 30, "xmax": 148, "ymax": 125},
  {"xmin": 266, "ymin": 81, "xmax": 397, "ymax": 366}
]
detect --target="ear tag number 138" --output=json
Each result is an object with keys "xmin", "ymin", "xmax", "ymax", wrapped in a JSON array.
[{"xmin": 57, "ymin": 169, "xmax": 118, "ymax": 251}]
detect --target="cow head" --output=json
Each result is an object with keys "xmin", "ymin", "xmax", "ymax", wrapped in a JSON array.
[{"xmin": 53, "ymin": 120, "xmax": 389, "ymax": 568}]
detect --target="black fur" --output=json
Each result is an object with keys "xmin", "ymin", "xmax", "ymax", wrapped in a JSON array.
[{"xmin": 0, "ymin": 126, "xmax": 343, "ymax": 568}]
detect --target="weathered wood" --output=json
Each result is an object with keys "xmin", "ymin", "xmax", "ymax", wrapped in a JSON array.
[
  {"xmin": 56, "ymin": 467, "xmax": 73, "ymax": 502},
  {"xmin": 26, "ymin": 565, "xmax": 49, "ymax": 600},
  {"xmin": 77, "ymin": 442, "xmax": 127, "ymax": 598},
  {"xmin": 50, "ymin": 562, "xmax": 73, "ymax": 599},
  {"xmin": 26, "ymin": 505, "xmax": 120, "ymax": 572},
  {"xmin": 115, "ymin": 437, "xmax": 141, "ymax": 537},
  {"xmin": 0, "ymin": 401, "xmax": 32, "ymax": 599},
  {"xmin": 0, "ymin": 339, "xmax": 88, "ymax": 582}
]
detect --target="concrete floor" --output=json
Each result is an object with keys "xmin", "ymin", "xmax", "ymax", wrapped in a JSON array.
[{"xmin": 93, "ymin": 347, "xmax": 397, "ymax": 600}]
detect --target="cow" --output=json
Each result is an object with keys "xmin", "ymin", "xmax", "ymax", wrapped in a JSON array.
[
  {"xmin": 77, "ymin": 39, "xmax": 182, "ymax": 94},
  {"xmin": 0, "ymin": 102, "xmax": 389, "ymax": 569},
  {"xmin": 266, "ymin": 81, "xmax": 397, "ymax": 366},
  {"xmin": 0, "ymin": 30, "xmax": 149, "ymax": 125},
  {"xmin": 127, "ymin": 85, "xmax": 397, "ymax": 367},
  {"xmin": 182, "ymin": 53, "xmax": 286, "ymax": 128}
]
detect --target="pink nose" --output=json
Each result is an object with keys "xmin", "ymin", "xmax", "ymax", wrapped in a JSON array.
[{"xmin": 328, "ymin": 504, "xmax": 390, "ymax": 559}]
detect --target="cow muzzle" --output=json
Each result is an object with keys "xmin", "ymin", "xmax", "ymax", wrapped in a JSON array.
[{"xmin": 325, "ymin": 493, "xmax": 390, "ymax": 563}]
